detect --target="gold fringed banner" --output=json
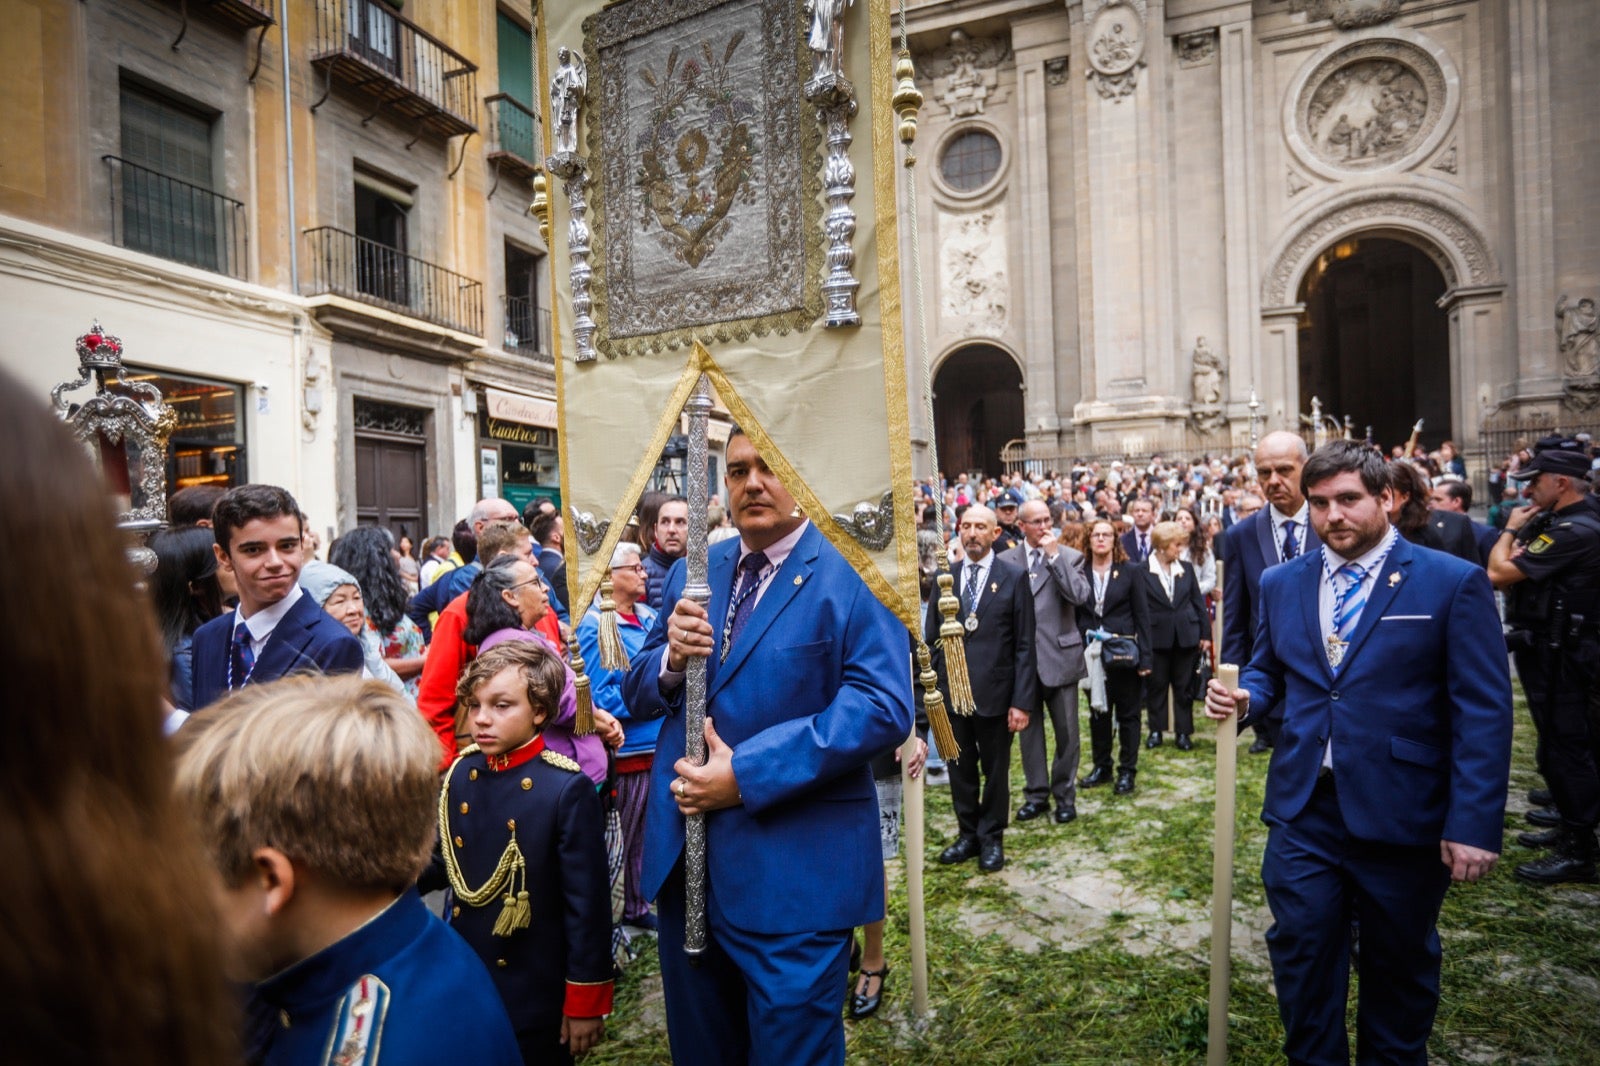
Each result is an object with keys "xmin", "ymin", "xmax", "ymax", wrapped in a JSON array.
[
  {"xmin": 916, "ymin": 641, "xmax": 958, "ymax": 760},
  {"xmin": 935, "ymin": 571, "xmax": 976, "ymax": 714},
  {"xmin": 570, "ymin": 644, "xmax": 596, "ymax": 736},
  {"xmin": 596, "ymin": 576, "xmax": 630, "ymax": 671}
]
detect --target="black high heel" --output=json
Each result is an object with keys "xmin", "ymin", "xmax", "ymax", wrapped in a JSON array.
[{"xmin": 847, "ymin": 965, "xmax": 890, "ymax": 1020}]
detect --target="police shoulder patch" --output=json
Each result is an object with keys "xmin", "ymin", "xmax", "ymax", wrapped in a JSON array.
[
  {"xmin": 1527, "ymin": 534, "xmax": 1555, "ymax": 554},
  {"xmin": 324, "ymin": 975, "xmax": 390, "ymax": 1066},
  {"xmin": 541, "ymin": 749, "xmax": 582, "ymax": 773}
]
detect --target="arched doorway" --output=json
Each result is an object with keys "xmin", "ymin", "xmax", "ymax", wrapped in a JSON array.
[
  {"xmin": 1296, "ymin": 236, "xmax": 1451, "ymax": 451},
  {"xmin": 932, "ymin": 343, "xmax": 1023, "ymax": 477}
]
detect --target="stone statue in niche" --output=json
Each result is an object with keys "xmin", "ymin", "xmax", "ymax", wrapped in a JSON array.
[
  {"xmin": 1191, "ymin": 337, "xmax": 1225, "ymax": 405},
  {"xmin": 805, "ymin": 0, "xmax": 852, "ymax": 85},
  {"xmin": 1307, "ymin": 60, "xmax": 1428, "ymax": 166},
  {"xmin": 1557, "ymin": 294, "xmax": 1599, "ymax": 379}
]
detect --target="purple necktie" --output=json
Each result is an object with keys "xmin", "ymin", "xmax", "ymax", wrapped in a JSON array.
[
  {"xmin": 721, "ymin": 552, "xmax": 770, "ymax": 662},
  {"xmin": 230, "ymin": 624, "xmax": 256, "ymax": 690}
]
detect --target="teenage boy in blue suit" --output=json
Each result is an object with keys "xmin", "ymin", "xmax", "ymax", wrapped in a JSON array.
[
  {"xmin": 622, "ymin": 430, "xmax": 913, "ymax": 1066},
  {"xmin": 1207, "ymin": 440, "xmax": 1512, "ymax": 1066},
  {"xmin": 190, "ymin": 484, "xmax": 362, "ymax": 711}
]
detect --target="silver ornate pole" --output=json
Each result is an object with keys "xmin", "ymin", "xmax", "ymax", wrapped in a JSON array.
[
  {"xmin": 548, "ymin": 47, "xmax": 598, "ymax": 361},
  {"xmin": 681, "ymin": 373, "xmax": 714, "ymax": 957},
  {"xmin": 806, "ymin": 2, "xmax": 861, "ymax": 328}
]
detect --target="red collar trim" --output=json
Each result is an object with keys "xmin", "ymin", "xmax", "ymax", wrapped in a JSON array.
[
  {"xmin": 618, "ymin": 611, "xmax": 640, "ymax": 627},
  {"xmin": 485, "ymin": 734, "xmax": 545, "ymax": 773}
]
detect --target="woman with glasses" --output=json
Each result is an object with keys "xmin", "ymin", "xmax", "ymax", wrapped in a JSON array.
[{"xmin": 577, "ymin": 542, "xmax": 662, "ymax": 932}]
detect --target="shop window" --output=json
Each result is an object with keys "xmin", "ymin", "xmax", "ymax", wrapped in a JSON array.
[{"xmin": 123, "ymin": 368, "xmax": 246, "ymax": 492}]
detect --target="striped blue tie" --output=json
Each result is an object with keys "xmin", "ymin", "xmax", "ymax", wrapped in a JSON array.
[{"xmin": 1334, "ymin": 562, "xmax": 1368, "ymax": 643}]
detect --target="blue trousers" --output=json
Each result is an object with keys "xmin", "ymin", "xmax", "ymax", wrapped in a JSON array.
[
  {"xmin": 656, "ymin": 867, "xmax": 851, "ymax": 1066},
  {"xmin": 1262, "ymin": 777, "xmax": 1451, "ymax": 1066}
]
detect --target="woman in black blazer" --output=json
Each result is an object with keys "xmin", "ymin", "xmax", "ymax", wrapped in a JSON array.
[
  {"xmin": 1079, "ymin": 519, "xmax": 1152, "ymax": 795},
  {"xmin": 1140, "ymin": 521, "xmax": 1207, "ymax": 751}
]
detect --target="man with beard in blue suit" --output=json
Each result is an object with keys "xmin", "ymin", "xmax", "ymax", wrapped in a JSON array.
[
  {"xmin": 1207, "ymin": 440, "xmax": 1512, "ymax": 1066},
  {"xmin": 621, "ymin": 429, "xmax": 913, "ymax": 1066}
]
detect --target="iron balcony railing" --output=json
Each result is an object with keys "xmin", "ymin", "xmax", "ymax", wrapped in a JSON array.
[
  {"xmin": 103, "ymin": 156, "xmax": 248, "ymax": 279},
  {"xmin": 504, "ymin": 296, "xmax": 552, "ymax": 360},
  {"xmin": 304, "ymin": 226, "xmax": 483, "ymax": 336},
  {"xmin": 311, "ymin": 0, "xmax": 477, "ymax": 138},
  {"xmin": 485, "ymin": 94, "xmax": 541, "ymax": 179}
]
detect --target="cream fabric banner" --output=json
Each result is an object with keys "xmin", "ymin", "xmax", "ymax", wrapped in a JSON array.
[{"xmin": 538, "ymin": 0, "xmax": 918, "ymax": 628}]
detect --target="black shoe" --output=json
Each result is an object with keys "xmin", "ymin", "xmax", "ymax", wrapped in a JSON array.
[
  {"xmin": 1528, "ymin": 787, "xmax": 1554, "ymax": 807},
  {"xmin": 1515, "ymin": 845, "xmax": 1599, "ymax": 885},
  {"xmin": 1248, "ymin": 736, "xmax": 1271, "ymax": 754},
  {"xmin": 1517, "ymin": 827, "xmax": 1563, "ymax": 850},
  {"xmin": 979, "ymin": 840, "xmax": 1005, "ymax": 873},
  {"xmin": 1081, "ymin": 766, "xmax": 1114, "ymax": 788},
  {"xmin": 1016, "ymin": 801, "xmax": 1050, "ymax": 822},
  {"xmin": 847, "ymin": 965, "xmax": 889, "ymax": 1020},
  {"xmin": 1526, "ymin": 806, "xmax": 1562, "ymax": 828},
  {"xmin": 938, "ymin": 838, "xmax": 980, "ymax": 865},
  {"xmin": 1114, "ymin": 770, "xmax": 1136, "ymax": 795},
  {"xmin": 1146, "ymin": 732, "xmax": 1164, "ymax": 749},
  {"xmin": 1054, "ymin": 804, "xmax": 1078, "ymax": 825},
  {"xmin": 1175, "ymin": 734, "xmax": 1194, "ymax": 751}
]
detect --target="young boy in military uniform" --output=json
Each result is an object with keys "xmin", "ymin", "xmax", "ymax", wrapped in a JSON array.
[
  {"xmin": 174, "ymin": 676, "xmax": 521, "ymax": 1066},
  {"xmin": 442, "ymin": 641, "xmax": 614, "ymax": 1064}
]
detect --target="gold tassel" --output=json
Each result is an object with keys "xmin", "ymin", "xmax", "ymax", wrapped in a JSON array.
[
  {"xmin": 936, "ymin": 571, "xmax": 976, "ymax": 715},
  {"xmin": 493, "ymin": 892, "xmax": 519, "ymax": 937},
  {"xmin": 511, "ymin": 889, "xmax": 532, "ymax": 932},
  {"xmin": 917, "ymin": 641, "xmax": 958, "ymax": 761},
  {"xmin": 570, "ymin": 644, "xmax": 595, "ymax": 736},
  {"xmin": 596, "ymin": 575, "xmax": 630, "ymax": 671}
]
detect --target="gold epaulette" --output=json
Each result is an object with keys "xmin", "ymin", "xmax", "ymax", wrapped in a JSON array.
[
  {"xmin": 457, "ymin": 743, "xmax": 481, "ymax": 758},
  {"xmin": 541, "ymin": 750, "xmax": 582, "ymax": 773}
]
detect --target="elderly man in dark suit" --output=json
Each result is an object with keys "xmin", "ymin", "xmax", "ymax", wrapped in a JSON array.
[
  {"xmin": 928, "ymin": 504, "xmax": 1037, "ymax": 873},
  {"xmin": 1003, "ymin": 500, "xmax": 1091, "ymax": 825},
  {"xmin": 190, "ymin": 484, "xmax": 363, "ymax": 711}
]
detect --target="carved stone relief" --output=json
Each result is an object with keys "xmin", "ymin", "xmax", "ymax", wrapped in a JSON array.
[
  {"xmin": 1085, "ymin": 0, "xmax": 1146, "ymax": 103},
  {"xmin": 920, "ymin": 30, "xmax": 1011, "ymax": 117},
  {"xmin": 1190, "ymin": 337, "xmax": 1227, "ymax": 434},
  {"xmin": 1293, "ymin": 38, "xmax": 1447, "ymax": 174},
  {"xmin": 1287, "ymin": 169, "xmax": 1312, "ymax": 197},
  {"xmin": 1431, "ymin": 143, "xmax": 1458, "ymax": 174},
  {"xmin": 1558, "ymin": 294, "xmax": 1600, "ymax": 381},
  {"xmin": 940, "ymin": 209, "xmax": 1008, "ymax": 338},
  {"xmin": 1045, "ymin": 57, "xmax": 1069, "ymax": 86},
  {"xmin": 1177, "ymin": 30, "xmax": 1217, "ymax": 67},
  {"xmin": 1291, "ymin": 0, "xmax": 1408, "ymax": 30}
]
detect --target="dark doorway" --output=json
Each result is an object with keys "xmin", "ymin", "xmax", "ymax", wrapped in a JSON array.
[
  {"xmin": 1297, "ymin": 237, "xmax": 1450, "ymax": 452},
  {"xmin": 354, "ymin": 176, "xmax": 410, "ymax": 308},
  {"xmin": 932, "ymin": 344, "xmax": 1024, "ymax": 478},
  {"xmin": 353, "ymin": 398, "xmax": 428, "ymax": 546}
]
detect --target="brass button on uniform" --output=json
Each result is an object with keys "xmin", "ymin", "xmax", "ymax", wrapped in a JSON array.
[
  {"xmin": 521, "ymin": 778, "xmax": 532, "ymax": 791},
  {"xmin": 452, "ymin": 906, "xmax": 461, "ymax": 918},
  {"xmin": 507, "ymin": 819, "xmax": 517, "ymax": 830},
  {"xmin": 496, "ymin": 958, "xmax": 508, "ymax": 968},
  {"xmin": 279, "ymin": 1009, "xmax": 291, "ymax": 1029},
  {"xmin": 454, "ymin": 835, "xmax": 464, "ymax": 848},
  {"xmin": 469, "ymin": 769, "xmax": 479, "ymax": 780},
  {"xmin": 460, "ymin": 801, "xmax": 470, "ymax": 814}
]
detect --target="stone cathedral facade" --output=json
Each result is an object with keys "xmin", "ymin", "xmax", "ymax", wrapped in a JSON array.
[{"xmin": 900, "ymin": 0, "xmax": 1600, "ymax": 476}]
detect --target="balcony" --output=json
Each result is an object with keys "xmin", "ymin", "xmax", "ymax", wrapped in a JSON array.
[
  {"xmin": 189, "ymin": 0, "xmax": 274, "ymax": 30},
  {"xmin": 304, "ymin": 226, "xmax": 483, "ymax": 337},
  {"xmin": 103, "ymin": 156, "xmax": 248, "ymax": 279},
  {"xmin": 504, "ymin": 296, "xmax": 552, "ymax": 361},
  {"xmin": 485, "ymin": 94, "xmax": 542, "ymax": 180},
  {"xmin": 310, "ymin": 0, "xmax": 477, "ymax": 139}
]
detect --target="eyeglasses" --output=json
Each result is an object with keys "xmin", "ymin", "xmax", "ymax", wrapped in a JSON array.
[
  {"xmin": 506, "ymin": 578, "xmax": 544, "ymax": 593},
  {"xmin": 611, "ymin": 563, "xmax": 647, "ymax": 575}
]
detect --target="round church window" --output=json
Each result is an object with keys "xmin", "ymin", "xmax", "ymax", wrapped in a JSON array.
[{"xmin": 939, "ymin": 129, "xmax": 1003, "ymax": 193}]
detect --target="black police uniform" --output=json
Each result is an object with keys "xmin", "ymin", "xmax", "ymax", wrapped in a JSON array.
[{"xmin": 1506, "ymin": 498, "xmax": 1600, "ymax": 881}]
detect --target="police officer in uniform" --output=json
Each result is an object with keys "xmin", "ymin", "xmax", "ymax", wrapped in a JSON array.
[{"xmin": 1488, "ymin": 440, "xmax": 1600, "ymax": 884}]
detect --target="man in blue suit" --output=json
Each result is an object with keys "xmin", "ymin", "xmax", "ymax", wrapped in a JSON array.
[
  {"xmin": 190, "ymin": 484, "xmax": 363, "ymax": 711},
  {"xmin": 621, "ymin": 430, "xmax": 913, "ymax": 1066},
  {"xmin": 1220, "ymin": 431, "xmax": 1319, "ymax": 754},
  {"xmin": 1207, "ymin": 441, "xmax": 1512, "ymax": 1066}
]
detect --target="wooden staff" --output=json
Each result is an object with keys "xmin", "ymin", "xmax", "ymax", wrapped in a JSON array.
[
  {"xmin": 1208, "ymin": 559, "xmax": 1238, "ymax": 1066},
  {"xmin": 901, "ymin": 726, "xmax": 929, "ymax": 1018}
]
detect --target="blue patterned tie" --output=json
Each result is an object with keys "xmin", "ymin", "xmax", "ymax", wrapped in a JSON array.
[
  {"xmin": 1334, "ymin": 562, "xmax": 1368, "ymax": 644},
  {"xmin": 230, "ymin": 624, "xmax": 256, "ymax": 690},
  {"xmin": 962, "ymin": 560, "xmax": 982, "ymax": 615},
  {"xmin": 1281, "ymin": 520, "xmax": 1299, "ymax": 560},
  {"xmin": 722, "ymin": 551, "xmax": 770, "ymax": 662}
]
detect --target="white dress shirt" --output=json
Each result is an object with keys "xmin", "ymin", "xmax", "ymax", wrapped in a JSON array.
[
  {"xmin": 959, "ymin": 550, "xmax": 995, "ymax": 612},
  {"xmin": 1315, "ymin": 526, "xmax": 1397, "ymax": 770},
  {"xmin": 1270, "ymin": 502, "xmax": 1310, "ymax": 563},
  {"xmin": 231, "ymin": 584, "xmax": 305, "ymax": 661}
]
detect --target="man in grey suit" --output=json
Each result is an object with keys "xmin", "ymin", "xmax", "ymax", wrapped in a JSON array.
[{"xmin": 1004, "ymin": 500, "xmax": 1092, "ymax": 825}]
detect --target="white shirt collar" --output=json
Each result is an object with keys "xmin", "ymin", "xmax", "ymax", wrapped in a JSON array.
[
  {"xmin": 234, "ymin": 584, "xmax": 304, "ymax": 645},
  {"xmin": 1147, "ymin": 553, "xmax": 1182, "ymax": 578},
  {"xmin": 1270, "ymin": 501, "xmax": 1309, "ymax": 529},
  {"xmin": 1322, "ymin": 524, "xmax": 1397, "ymax": 577},
  {"xmin": 964, "ymin": 550, "xmax": 995, "ymax": 573},
  {"xmin": 737, "ymin": 519, "xmax": 809, "ymax": 572}
]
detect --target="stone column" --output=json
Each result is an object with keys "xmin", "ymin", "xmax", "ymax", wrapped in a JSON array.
[
  {"xmin": 1506, "ymin": 0, "xmax": 1559, "ymax": 398},
  {"xmin": 1441, "ymin": 284, "xmax": 1508, "ymax": 475},
  {"xmin": 1258, "ymin": 304, "xmax": 1303, "ymax": 435},
  {"xmin": 1217, "ymin": 14, "xmax": 1258, "ymax": 426}
]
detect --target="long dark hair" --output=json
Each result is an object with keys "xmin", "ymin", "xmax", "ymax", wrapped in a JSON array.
[
  {"xmin": 1182, "ymin": 505, "xmax": 1210, "ymax": 566},
  {"xmin": 464, "ymin": 556, "xmax": 527, "ymax": 645},
  {"xmin": 148, "ymin": 526, "xmax": 224, "ymax": 652},
  {"xmin": 1387, "ymin": 461, "xmax": 1432, "ymax": 538},
  {"xmin": 0, "ymin": 367, "xmax": 237, "ymax": 1064},
  {"xmin": 330, "ymin": 526, "xmax": 409, "ymax": 633}
]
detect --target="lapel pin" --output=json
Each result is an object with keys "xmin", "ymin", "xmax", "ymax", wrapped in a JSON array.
[
  {"xmin": 793, "ymin": 575, "xmax": 803, "ymax": 586},
  {"xmin": 1388, "ymin": 572, "xmax": 1401, "ymax": 587},
  {"xmin": 990, "ymin": 581, "xmax": 998, "ymax": 593}
]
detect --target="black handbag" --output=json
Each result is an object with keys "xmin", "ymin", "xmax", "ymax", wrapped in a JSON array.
[
  {"xmin": 1099, "ymin": 634, "xmax": 1140, "ymax": 671},
  {"xmin": 1191, "ymin": 650, "xmax": 1213, "ymax": 700}
]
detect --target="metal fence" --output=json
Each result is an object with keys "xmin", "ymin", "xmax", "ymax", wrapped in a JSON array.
[
  {"xmin": 104, "ymin": 156, "xmax": 248, "ymax": 279},
  {"xmin": 303, "ymin": 226, "xmax": 483, "ymax": 336},
  {"xmin": 485, "ymin": 94, "xmax": 541, "ymax": 172},
  {"xmin": 504, "ymin": 295, "xmax": 552, "ymax": 360},
  {"xmin": 310, "ymin": 0, "xmax": 477, "ymax": 137}
]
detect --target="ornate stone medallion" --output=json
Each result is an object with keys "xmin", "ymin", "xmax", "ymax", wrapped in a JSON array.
[
  {"xmin": 1284, "ymin": 32, "xmax": 1457, "ymax": 180},
  {"xmin": 1084, "ymin": 0, "xmax": 1146, "ymax": 102}
]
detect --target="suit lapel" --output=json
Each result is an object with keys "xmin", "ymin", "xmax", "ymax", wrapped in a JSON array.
[
  {"xmin": 703, "ymin": 540, "xmax": 738, "ymax": 693},
  {"xmin": 1337, "ymin": 537, "xmax": 1411, "ymax": 669},
  {"xmin": 710, "ymin": 528, "xmax": 817, "ymax": 696},
  {"xmin": 252, "ymin": 596, "xmax": 317, "ymax": 682},
  {"xmin": 1298, "ymin": 556, "xmax": 1333, "ymax": 682},
  {"xmin": 1254, "ymin": 512, "xmax": 1279, "ymax": 570}
]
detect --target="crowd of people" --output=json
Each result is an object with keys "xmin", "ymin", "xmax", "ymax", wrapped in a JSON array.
[{"xmin": 10, "ymin": 337, "xmax": 1600, "ymax": 1066}]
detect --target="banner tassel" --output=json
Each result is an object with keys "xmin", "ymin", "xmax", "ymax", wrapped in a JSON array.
[
  {"xmin": 935, "ymin": 571, "xmax": 976, "ymax": 714},
  {"xmin": 570, "ymin": 644, "xmax": 596, "ymax": 736},
  {"xmin": 916, "ymin": 641, "xmax": 958, "ymax": 760},
  {"xmin": 596, "ymin": 575, "xmax": 630, "ymax": 671}
]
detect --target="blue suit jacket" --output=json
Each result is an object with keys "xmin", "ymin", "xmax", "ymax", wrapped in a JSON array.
[
  {"xmin": 1219, "ymin": 509, "xmax": 1320, "ymax": 666},
  {"xmin": 190, "ymin": 592, "xmax": 365, "ymax": 711},
  {"xmin": 620, "ymin": 523, "xmax": 913, "ymax": 935},
  {"xmin": 1237, "ymin": 537, "xmax": 1513, "ymax": 852}
]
